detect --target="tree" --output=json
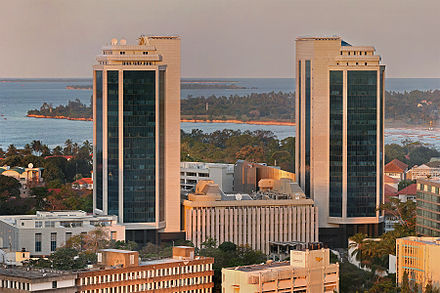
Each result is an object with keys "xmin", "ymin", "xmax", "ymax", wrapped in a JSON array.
[
  {"xmin": 0, "ymin": 175, "xmax": 21, "ymax": 197},
  {"xmin": 6, "ymin": 144, "xmax": 18, "ymax": 156},
  {"xmin": 31, "ymin": 140, "xmax": 43, "ymax": 156},
  {"xmin": 425, "ymin": 280, "xmax": 440, "ymax": 293},
  {"xmin": 235, "ymin": 145, "xmax": 265, "ymax": 162},
  {"xmin": 22, "ymin": 144, "xmax": 33, "ymax": 155},
  {"xmin": 64, "ymin": 139, "xmax": 73, "ymax": 155},
  {"xmin": 349, "ymin": 233, "xmax": 367, "ymax": 265},
  {"xmin": 398, "ymin": 180, "xmax": 416, "ymax": 191},
  {"xmin": 380, "ymin": 198, "xmax": 416, "ymax": 234},
  {"xmin": 401, "ymin": 271, "xmax": 411, "ymax": 293}
]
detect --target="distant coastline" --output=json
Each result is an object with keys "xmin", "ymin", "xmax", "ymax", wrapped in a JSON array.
[
  {"xmin": 65, "ymin": 82, "xmax": 249, "ymax": 90},
  {"xmin": 26, "ymin": 114, "xmax": 294, "ymax": 126}
]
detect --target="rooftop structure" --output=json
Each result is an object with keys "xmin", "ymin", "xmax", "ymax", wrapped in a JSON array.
[
  {"xmin": 93, "ymin": 36, "xmax": 183, "ymax": 245},
  {"xmin": 183, "ymin": 179, "xmax": 317, "ymax": 254},
  {"xmin": 385, "ymin": 159, "xmax": 408, "ymax": 181},
  {"xmin": 222, "ymin": 245, "xmax": 339, "ymax": 292},
  {"xmin": 180, "ymin": 161, "xmax": 234, "ymax": 193},
  {"xmin": 396, "ymin": 237, "xmax": 440, "ymax": 290},
  {"xmin": 295, "ymin": 36, "xmax": 385, "ymax": 247},
  {"xmin": 0, "ymin": 211, "xmax": 124, "ymax": 256}
]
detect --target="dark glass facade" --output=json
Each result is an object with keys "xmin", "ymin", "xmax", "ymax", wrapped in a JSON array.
[
  {"xmin": 416, "ymin": 183, "xmax": 440, "ymax": 236},
  {"xmin": 95, "ymin": 71, "xmax": 103, "ymax": 210},
  {"xmin": 380, "ymin": 68, "xmax": 384, "ymax": 206},
  {"xmin": 123, "ymin": 71, "xmax": 156, "ymax": 223},
  {"xmin": 304, "ymin": 60, "xmax": 311, "ymax": 198},
  {"xmin": 347, "ymin": 71, "xmax": 377, "ymax": 217},
  {"xmin": 107, "ymin": 71, "xmax": 119, "ymax": 216},
  {"xmin": 297, "ymin": 61, "xmax": 301, "ymax": 187},
  {"xmin": 159, "ymin": 70, "xmax": 165, "ymax": 222},
  {"xmin": 329, "ymin": 71, "xmax": 343, "ymax": 217}
]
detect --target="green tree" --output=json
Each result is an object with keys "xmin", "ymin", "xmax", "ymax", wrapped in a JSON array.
[
  {"xmin": 6, "ymin": 144, "xmax": 18, "ymax": 156},
  {"xmin": 401, "ymin": 271, "xmax": 411, "ymax": 293},
  {"xmin": 425, "ymin": 280, "xmax": 440, "ymax": 293},
  {"xmin": 349, "ymin": 233, "xmax": 367, "ymax": 264},
  {"xmin": 398, "ymin": 180, "xmax": 416, "ymax": 191},
  {"xmin": 0, "ymin": 175, "xmax": 21, "ymax": 198},
  {"xmin": 31, "ymin": 140, "xmax": 43, "ymax": 156}
]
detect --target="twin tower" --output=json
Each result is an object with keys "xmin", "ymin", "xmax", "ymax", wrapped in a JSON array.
[{"xmin": 93, "ymin": 36, "xmax": 385, "ymax": 247}]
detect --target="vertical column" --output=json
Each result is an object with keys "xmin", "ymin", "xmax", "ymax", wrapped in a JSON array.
[
  {"xmin": 256, "ymin": 208, "xmax": 261, "ymax": 251},
  {"xmin": 201, "ymin": 209, "xmax": 206, "ymax": 244},
  {"xmin": 192, "ymin": 210, "xmax": 197, "ymax": 246},
  {"xmin": 301, "ymin": 206, "xmax": 306, "ymax": 241},
  {"xmin": 197, "ymin": 209, "xmax": 201, "ymax": 247},
  {"xmin": 118, "ymin": 70, "xmax": 124, "ymax": 221},
  {"xmin": 315, "ymin": 207, "xmax": 319, "ymax": 241},
  {"xmin": 266, "ymin": 208, "xmax": 270, "ymax": 253},
  {"xmin": 238, "ymin": 208, "xmax": 242, "ymax": 246},
  {"xmin": 216, "ymin": 208, "xmax": 220, "ymax": 245},
  {"xmin": 274, "ymin": 207, "xmax": 279, "ymax": 242},
  {"xmin": 342, "ymin": 69, "xmax": 348, "ymax": 219},
  {"xmin": 293, "ymin": 207, "xmax": 297, "ymax": 240},
  {"xmin": 102, "ymin": 70, "xmax": 108, "ymax": 214},
  {"xmin": 305, "ymin": 206, "xmax": 310, "ymax": 243},
  {"xmin": 288, "ymin": 207, "xmax": 292, "ymax": 242},
  {"xmin": 186, "ymin": 208, "xmax": 192, "ymax": 241},
  {"xmin": 224, "ymin": 209, "xmax": 229, "ymax": 242}
]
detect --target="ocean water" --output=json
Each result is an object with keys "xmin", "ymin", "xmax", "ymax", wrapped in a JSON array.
[{"xmin": 0, "ymin": 78, "xmax": 440, "ymax": 149}]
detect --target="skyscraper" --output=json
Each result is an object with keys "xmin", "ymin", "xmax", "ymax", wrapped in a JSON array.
[
  {"xmin": 93, "ymin": 36, "xmax": 182, "ymax": 245},
  {"xmin": 295, "ymin": 37, "xmax": 385, "ymax": 247}
]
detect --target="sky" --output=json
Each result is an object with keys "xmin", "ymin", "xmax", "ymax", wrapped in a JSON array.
[{"xmin": 1, "ymin": 0, "xmax": 439, "ymax": 78}]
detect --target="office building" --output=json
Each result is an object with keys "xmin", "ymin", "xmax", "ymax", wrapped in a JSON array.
[
  {"xmin": 77, "ymin": 247, "xmax": 214, "ymax": 293},
  {"xmin": 295, "ymin": 37, "xmax": 385, "ymax": 247},
  {"xmin": 416, "ymin": 179, "xmax": 440, "ymax": 236},
  {"xmin": 180, "ymin": 162, "xmax": 234, "ymax": 193},
  {"xmin": 222, "ymin": 244, "xmax": 339, "ymax": 293},
  {"xmin": 0, "ymin": 211, "xmax": 124, "ymax": 256},
  {"xmin": 396, "ymin": 237, "xmax": 440, "ymax": 290},
  {"xmin": 0, "ymin": 267, "xmax": 77, "ymax": 292},
  {"xmin": 93, "ymin": 36, "xmax": 182, "ymax": 245},
  {"xmin": 183, "ymin": 179, "xmax": 318, "ymax": 254},
  {"xmin": 234, "ymin": 160, "xmax": 295, "ymax": 194}
]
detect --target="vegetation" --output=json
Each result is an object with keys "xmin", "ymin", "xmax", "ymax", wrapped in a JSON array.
[
  {"xmin": 385, "ymin": 140, "xmax": 440, "ymax": 167},
  {"xmin": 181, "ymin": 129, "xmax": 295, "ymax": 172},
  {"xmin": 0, "ymin": 175, "xmax": 21, "ymax": 197},
  {"xmin": 27, "ymin": 99, "xmax": 92, "ymax": 119}
]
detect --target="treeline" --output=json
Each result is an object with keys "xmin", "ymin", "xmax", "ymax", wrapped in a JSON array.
[
  {"xmin": 27, "ymin": 98, "xmax": 92, "ymax": 119},
  {"xmin": 385, "ymin": 139, "xmax": 440, "ymax": 167},
  {"xmin": 386, "ymin": 90, "xmax": 440, "ymax": 124},
  {"xmin": 181, "ymin": 129, "xmax": 295, "ymax": 172},
  {"xmin": 181, "ymin": 91, "xmax": 295, "ymax": 122}
]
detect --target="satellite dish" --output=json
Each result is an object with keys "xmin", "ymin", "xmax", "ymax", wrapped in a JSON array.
[{"xmin": 28, "ymin": 163, "xmax": 33, "ymax": 169}]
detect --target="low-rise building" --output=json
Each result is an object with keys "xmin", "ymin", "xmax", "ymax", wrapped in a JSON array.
[
  {"xmin": 72, "ymin": 178, "xmax": 93, "ymax": 190},
  {"xmin": 77, "ymin": 246, "xmax": 214, "ymax": 293},
  {"xmin": 396, "ymin": 237, "xmax": 440, "ymax": 290},
  {"xmin": 0, "ymin": 211, "xmax": 125, "ymax": 256},
  {"xmin": 416, "ymin": 179, "xmax": 440, "ymax": 236},
  {"xmin": 180, "ymin": 162, "xmax": 234, "ymax": 193},
  {"xmin": 395, "ymin": 183, "xmax": 417, "ymax": 202},
  {"xmin": 222, "ymin": 244, "xmax": 339, "ymax": 293},
  {"xmin": 0, "ymin": 248, "xmax": 31, "ymax": 266},
  {"xmin": 384, "ymin": 175, "xmax": 399, "ymax": 190},
  {"xmin": 0, "ymin": 267, "xmax": 77, "ymax": 292},
  {"xmin": 385, "ymin": 159, "xmax": 408, "ymax": 181},
  {"xmin": 407, "ymin": 161, "xmax": 440, "ymax": 180},
  {"xmin": 0, "ymin": 164, "xmax": 44, "ymax": 197},
  {"xmin": 183, "ymin": 179, "xmax": 318, "ymax": 254}
]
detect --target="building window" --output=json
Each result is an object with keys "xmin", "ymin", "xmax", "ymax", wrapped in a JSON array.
[
  {"xmin": 35, "ymin": 221, "xmax": 42, "ymax": 228},
  {"xmin": 120, "ymin": 51, "xmax": 125, "ymax": 55},
  {"xmin": 52, "ymin": 281, "xmax": 57, "ymax": 289},
  {"xmin": 111, "ymin": 231, "xmax": 117, "ymax": 240},
  {"xmin": 66, "ymin": 232, "xmax": 72, "ymax": 241},
  {"xmin": 51, "ymin": 233, "xmax": 57, "ymax": 252},
  {"xmin": 45, "ymin": 221, "xmax": 55, "ymax": 228},
  {"xmin": 35, "ymin": 233, "xmax": 42, "ymax": 252},
  {"xmin": 143, "ymin": 52, "xmax": 149, "ymax": 55}
]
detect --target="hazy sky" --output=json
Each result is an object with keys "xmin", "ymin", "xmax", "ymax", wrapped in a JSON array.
[{"xmin": 1, "ymin": 0, "xmax": 439, "ymax": 78}]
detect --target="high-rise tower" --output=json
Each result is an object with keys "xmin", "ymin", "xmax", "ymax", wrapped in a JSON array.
[
  {"xmin": 93, "ymin": 36, "xmax": 182, "ymax": 245},
  {"xmin": 295, "ymin": 37, "xmax": 385, "ymax": 247}
]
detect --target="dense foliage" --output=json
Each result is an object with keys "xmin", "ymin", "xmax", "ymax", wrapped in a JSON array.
[
  {"xmin": 385, "ymin": 140, "xmax": 440, "ymax": 166},
  {"xmin": 182, "ymin": 91, "xmax": 294, "ymax": 122},
  {"xmin": 28, "ymin": 98, "xmax": 92, "ymax": 119},
  {"xmin": 386, "ymin": 90, "xmax": 440, "ymax": 124},
  {"xmin": 181, "ymin": 129, "xmax": 295, "ymax": 172}
]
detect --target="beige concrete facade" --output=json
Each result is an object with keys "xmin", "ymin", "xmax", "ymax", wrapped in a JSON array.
[
  {"xmin": 183, "ymin": 180, "xmax": 318, "ymax": 254},
  {"xmin": 222, "ymin": 248, "xmax": 339, "ymax": 293},
  {"xmin": 93, "ymin": 36, "xmax": 181, "ymax": 234},
  {"xmin": 295, "ymin": 37, "xmax": 385, "ymax": 230},
  {"xmin": 396, "ymin": 237, "xmax": 440, "ymax": 290}
]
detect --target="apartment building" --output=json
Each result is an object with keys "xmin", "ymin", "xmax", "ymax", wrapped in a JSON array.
[
  {"xmin": 183, "ymin": 179, "xmax": 318, "ymax": 254},
  {"xmin": 180, "ymin": 162, "xmax": 234, "ymax": 193},
  {"xmin": 416, "ymin": 179, "xmax": 440, "ymax": 236},
  {"xmin": 0, "ymin": 211, "xmax": 124, "ymax": 256},
  {"xmin": 396, "ymin": 237, "xmax": 440, "ymax": 290},
  {"xmin": 222, "ymin": 244, "xmax": 339, "ymax": 292},
  {"xmin": 76, "ymin": 247, "xmax": 214, "ymax": 293}
]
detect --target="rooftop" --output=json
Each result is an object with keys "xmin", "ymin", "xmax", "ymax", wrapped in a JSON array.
[
  {"xmin": 396, "ymin": 183, "xmax": 417, "ymax": 195},
  {"xmin": 385, "ymin": 159, "xmax": 408, "ymax": 173},
  {"xmin": 0, "ymin": 267, "xmax": 75, "ymax": 280},
  {"xmin": 229, "ymin": 261, "xmax": 290, "ymax": 272},
  {"xmin": 399, "ymin": 236, "xmax": 440, "ymax": 246},
  {"xmin": 100, "ymin": 249, "xmax": 136, "ymax": 254}
]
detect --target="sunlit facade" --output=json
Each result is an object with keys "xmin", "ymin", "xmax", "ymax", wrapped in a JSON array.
[
  {"xmin": 93, "ymin": 36, "xmax": 181, "ymax": 244},
  {"xmin": 295, "ymin": 37, "xmax": 385, "ymax": 247}
]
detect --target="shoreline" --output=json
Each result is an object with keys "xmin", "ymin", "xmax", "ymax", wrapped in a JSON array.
[{"xmin": 27, "ymin": 114, "xmax": 295, "ymax": 126}]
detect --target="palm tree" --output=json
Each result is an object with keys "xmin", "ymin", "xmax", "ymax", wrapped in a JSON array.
[
  {"xmin": 31, "ymin": 140, "xmax": 43, "ymax": 156},
  {"xmin": 6, "ymin": 144, "xmax": 18, "ymax": 156},
  {"xmin": 64, "ymin": 139, "xmax": 73, "ymax": 155},
  {"xmin": 22, "ymin": 144, "xmax": 33, "ymax": 155},
  {"xmin": 349, "ymin": 233, "xmax": 367, "ymax": 265}
]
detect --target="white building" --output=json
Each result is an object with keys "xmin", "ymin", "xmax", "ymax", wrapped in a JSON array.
[
  {"xmin": 183, "ymin": 179, "xmax": 318, "ymax": 254},
  {"xmin": 180, "ymin": 162, "xmax": 234, "ymax": 193},
  {"xmin": 0, "ymin": 267, "xmax": 77, "ymax": 292},
  {"xmin": 0, "ymin": 211, "xmax": 125, "ymax": 256}
]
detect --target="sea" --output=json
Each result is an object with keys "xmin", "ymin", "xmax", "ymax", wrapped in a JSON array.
[{"xmin": 1, "ymin": 78, "xmax": 440, "ymax": 149}]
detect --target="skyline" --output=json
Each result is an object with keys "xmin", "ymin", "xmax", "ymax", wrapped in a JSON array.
[{"xmin": 1, "ymin": 0, "xmax": 439, "ymax": 78}]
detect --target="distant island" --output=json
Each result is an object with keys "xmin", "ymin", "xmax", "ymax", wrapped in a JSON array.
[
  {"xmin": 27, "ymin": 90, "xmax": 440, "ymax": 127},
  {"xmin": 65, "ymin": 81, "xmax": 249, "ymax": 90}
]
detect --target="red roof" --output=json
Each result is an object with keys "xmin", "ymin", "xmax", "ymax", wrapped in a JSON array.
[
  {"xmin": 384, "ymin": 175, "xmax": 399, "ymax": 184},
  {"xmin": 396, "ymin": 183, "xmax": 417, "ymax": 196},
  {"xmin": 385, "ymin": 159, "xmax": 408, "ymax": 173},
  {"xmin": 73, "ymin": 178, "xmax": 93, "ymax": 185},
  {"xmin": 384, "ymin": 185, "xmax": 398, "ymax": 202},
  {"xmin": 45, "ymin": 155, "xmax": 73, "ymax": 161}
]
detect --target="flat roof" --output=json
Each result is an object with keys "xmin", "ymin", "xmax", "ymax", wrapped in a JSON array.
[
  {"xmin": 100, "ymin": 249, "xmax": 136, "ymax": 254},
  {"xmin": 0, "ymin": 267, "xmax": 75, "ymax": 280},
  {"xmin": 227, "ymin": 261, "xmax": 290, "ymax": 272}
]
